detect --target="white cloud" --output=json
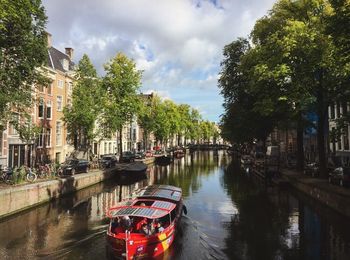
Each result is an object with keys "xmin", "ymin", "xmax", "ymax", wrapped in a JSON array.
[{"xmin": 43, "ymin": 0, "xmax": 276, "ymax": 121}]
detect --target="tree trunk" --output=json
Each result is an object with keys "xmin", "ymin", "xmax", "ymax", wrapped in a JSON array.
[
  {"xmin": 316, "ymin": 70, "xmax": 328, "ymax": 178},
  {"xmin": 74, "ymin": 133, "xmax": 78, "ymax": 150},
  {"xmin": 119, "ymin": 127, "xmax": 123, "ymax": 160},
  {"xmin": 143, "ymin": 131, "xmax": 148, "ymax": 151},
  {"xmin": 296, "ymin": 114, "xmax": 305, "ymax": 171}
]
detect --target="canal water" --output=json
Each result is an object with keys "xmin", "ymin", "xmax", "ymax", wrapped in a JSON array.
[{"xmin": 0, "ymin": 151, "xmax": 349, "ymax": 260}]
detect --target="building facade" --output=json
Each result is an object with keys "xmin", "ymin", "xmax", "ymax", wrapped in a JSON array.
[
  {"xmin": 0, "ymin": 33, "xmax": 75, "ymax": 168},
  {"xmin": 329, "ymin": 102, "xmax": 350, "ymax": 165}
]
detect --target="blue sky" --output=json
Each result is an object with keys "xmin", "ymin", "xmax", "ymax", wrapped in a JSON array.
[{"xmin": 43, "ymin": 0, "xmax": 276, "ymax": 122}]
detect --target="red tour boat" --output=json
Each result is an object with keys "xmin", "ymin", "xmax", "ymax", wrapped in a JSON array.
[{"xmin": 106, "ymin": 185, "xmax": 185, "ymax": 259}]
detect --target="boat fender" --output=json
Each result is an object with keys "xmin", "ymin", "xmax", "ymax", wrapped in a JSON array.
[{"xmin": 183, "ymin": 205, "xmax": 187, "ymax": 215}]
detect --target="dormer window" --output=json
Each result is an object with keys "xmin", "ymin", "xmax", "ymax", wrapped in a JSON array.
[{"xmin": 61, "ymin": 59, "xmax": 69, "ymax": 71}]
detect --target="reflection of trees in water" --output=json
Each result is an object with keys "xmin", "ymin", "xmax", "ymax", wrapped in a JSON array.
[
  {"xmin": 150, "ymin": 151, "xmax": 224, "ymax": 197},
  {"xmin": 221, "ymin": 162, "xmax": 294, "ymax": 260}
]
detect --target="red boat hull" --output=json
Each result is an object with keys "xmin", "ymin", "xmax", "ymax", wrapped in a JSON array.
[{"xmin": 107, "ymin": 223, "xmax": 178, "ymax": 259}]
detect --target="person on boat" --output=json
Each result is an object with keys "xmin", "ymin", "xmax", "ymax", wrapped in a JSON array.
[
  {"xmin": 156, "ymin": 222, "xmax": 164, "ymax": 233},
  {"xmin": 141, "ymin": 223, "xmax": 152, "ymax": 236},
  {"xmin": 111, "ymin": 217, "xmax": 123, "ymax": 234},
  {"xmin": 120, "ymin": 216, "xmax": 132, "ymax": 230},
  {"xmin": 136, "ymin": 217, "xmax": 148, "ymax": 231}
]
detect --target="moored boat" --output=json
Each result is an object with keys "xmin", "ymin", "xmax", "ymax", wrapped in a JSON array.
[
  {"xmin": 155, "ymin": 155, "xmax": 173, "ymax": 165},
  {"xmin": 106, "ymin": 185, "xmax": 185, "ymax": 259},
  {"xmin": 116, "ymin": 162, "xmax": 148, "ymax": 175}
]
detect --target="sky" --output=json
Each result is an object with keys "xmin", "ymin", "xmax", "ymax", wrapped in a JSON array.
[{"xmin": 42, "ymin": 0, "xmax": 276, "ymax": 122}]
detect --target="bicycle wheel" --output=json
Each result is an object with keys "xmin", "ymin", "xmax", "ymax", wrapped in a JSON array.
[{"xmin": 26, "ymin": 173, "xmax": 37, "ymax": 182}]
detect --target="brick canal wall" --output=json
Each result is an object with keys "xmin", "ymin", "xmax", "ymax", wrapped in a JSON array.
[{"xmin": 0, "ymin": 157, "xmax": 155, "ymax": 219}]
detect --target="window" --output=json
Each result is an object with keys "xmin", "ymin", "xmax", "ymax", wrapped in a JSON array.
[
  {"xmin": 104, "ymin": 143, "xmax": 107, "ymax": 154},
  {"xmin": 58, "ymin": 80, "xmax": 64, "ymax": 88},
  {"xmin": 67, "ymin": 98, "xmax": 72, "ymax": 108},
  {"xmin": 46, "ymin": 101, "xmax": 52, "ymax": 119},
  {"xmin": 343, "ymin": 102, "xmax": 348, "ymax": 116},
  {"xmin": 132, "ymin": 129, "xmax": 136, "ymax": 141},
  {"xmin": 37, "ymin": 130, "xmax": 44, "ymax": 147},
  {"xmin": 336, "ymin": 102, "xmax": 341, "ymax": 118},
  {"xmin": 57, "ymin": 96, "xmax": 63, "ymax": 111},
  {"xmin": 344, "ymin": 125, "xmax": 349, "ymax": 150},
  {"xmin": 56, "ymin": 122, "xmax": 62, "ymax": 146},
  {"xmin": 68, "ymin": 82, "xmax": 73, "ymax": 92},
  {"xmin": 337, "ymin": 139, "xmax": 342, "ymax": 150},
  {"xmin": 329, "ymin": 104, "xmax": 335, "ymax": 119},
  {"xmin": 46, "ymin": 128, "xmax": 51, "ymax": 147},
  {"xmin": 47, "ymin": 83, "xmax": 53, "ymax": 95},
  {"xmin": 61, "ymin": 59, "xmax": 69, "ymax": 71},
  {"xmin": 38, "ymin": 99, "xmax": 44, "ymax": 118},
  {"xmin": 109, "ymin": 143, "xmax": 112, "ymax": 153},
  {"xmin": 0, "ymin": 132, "xmax": 2, "ymax": 156}
]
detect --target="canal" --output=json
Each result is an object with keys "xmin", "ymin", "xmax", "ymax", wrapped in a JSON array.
[{"xmin": 0, "ymin": 151, "xmax": 349, "ymax": 259}]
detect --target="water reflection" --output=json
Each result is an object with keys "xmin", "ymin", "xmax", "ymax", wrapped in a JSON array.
[{"xmin": 0, "ymin": 151, "xmax": 349, "ymax": 260}]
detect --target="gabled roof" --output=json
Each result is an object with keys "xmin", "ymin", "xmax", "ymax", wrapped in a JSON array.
[{"xmin": 47, "ymin": 47, "xmax": 75, "ymax": 72}]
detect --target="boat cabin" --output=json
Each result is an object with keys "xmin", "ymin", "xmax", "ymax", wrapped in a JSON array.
[
  {"xmin": 135, "ymin": 185, "xmax": 182, "ymax": 203},
  {"xmin": 107, "ymin": 198, "xmax": 177, "ymax": 236}
]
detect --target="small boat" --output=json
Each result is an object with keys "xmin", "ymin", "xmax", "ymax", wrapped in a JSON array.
[
  {"xmin": 106, "ymin": 185, "xmax": 185, "ymax": 259},
  {"xmin": 155, "ymin": 155, "xmax": 173, "ymax": 165},
  {"xmin": 116, "ymin": 162, "xmax": 148, "ymax": 175}
]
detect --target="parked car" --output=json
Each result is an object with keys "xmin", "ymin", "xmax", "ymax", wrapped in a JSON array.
[
  {"xmin": 329, "ymin": 167, "xmax": 350, "ymax": 187},
  {"xmin": 120, "ymin": 151, "xmax": 136, "ymax": 163},
  {"xmin": 61, "ymin": 159, "xmax": 89, "ymax": 175},
  {"xmin": 100, "ymin": 154, "xmax": 118, "ymax": 168},
  {"xmin": 135, "ymin": 151, "xmax": 145, "ymax": 159}
]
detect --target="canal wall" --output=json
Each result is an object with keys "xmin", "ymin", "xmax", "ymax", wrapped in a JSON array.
[
  {"xmin": 283, "ymin": 171, "xmax": 350, "ymax": 218},
  {"xmin": 0, "ymin": 169, "xmax": 115, "ymax": 219},
  {"xmin": 249, "ymin": 166, "xmax": 350, "ymax": 217},
  {"xmin": 0, "ymin": 157, "xmax": 155, "ymax": 220}
]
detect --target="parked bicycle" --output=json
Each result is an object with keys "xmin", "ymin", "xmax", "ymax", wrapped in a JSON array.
[
  {"xmin": 0, "ymin": 167, "xmax": 14, "ymax": 184},
  {"xmin": 24, "ymin": 166, "xmax": 37, "ymax": 182},
  {"xmin": 36, "ymin": 164, "xmax": 51, "ymax": 178}
]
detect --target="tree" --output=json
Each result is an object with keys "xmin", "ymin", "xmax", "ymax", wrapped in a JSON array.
[
  {"xmin": 0, "ymin": 0, "xmax": 48, "ymax": 127},
  {"xmin": 101, "ymin": 52, "xmax": 142, "ymax": 156},
  {"xmin": 63, "ymin": 54, "xmax": 101, "ymax": 150},
  {"xmin": 250, "ymin": 0, "xmax": 340, "ymax": 176},
  {"xmin": 188, "ymin": 108, "xmax": 202, "ymax": 144},
  {"xmin": 218, "ymin": 38, "xmax": 277, "ymax": 146},
  {"xmin": 164, "ymin": 100, "xmax": 181, "ymax": 147},
  {"xmin": 138, "ymin": 94, "xmax": 159, "ymax": 150},
  {"xmin": 153, "ymin": 99, "xmax": 171, "ymax": 146},
  {"xmin": 177, "ymin": 104, "xmax": 192, "ymax": 145}
]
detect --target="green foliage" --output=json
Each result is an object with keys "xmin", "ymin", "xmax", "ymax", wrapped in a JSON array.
[
  {"xmin": 11, "ymin": 114, "xmax": 42, "ymax": 144},
  {"xmin": 100, "ymin": 52, "xmax": 142, "ymax": 152},
  {"xmin": 0, "ymin": 0, "xmax": 48, "ymax": 126},
  {"xmin": 63, "ymin": 54, "xmax": 101, "ymax": 148},
  {"xmin": 219, "ymin": 0, "xmax": 350, "ymax": 175}
]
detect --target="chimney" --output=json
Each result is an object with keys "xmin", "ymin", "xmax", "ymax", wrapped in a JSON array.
[
  {"xmin": 65, "ymin": 48, "xmax": 74, "ymax": 60},
  {"xmin": 46, "ymin": 32, "xmax": 52, "ymax": 48}
]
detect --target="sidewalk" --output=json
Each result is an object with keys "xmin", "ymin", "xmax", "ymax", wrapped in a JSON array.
[{"xmin": 279, "ymin": 168, "xmax": 350, "ymax": 217}]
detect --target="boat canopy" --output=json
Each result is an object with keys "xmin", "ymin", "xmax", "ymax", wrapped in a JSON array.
[
  {"xmin": 107, "ymin": 199, "xmax": 176, "ymax": 219},
  {"xmin": 136, "ymin": 185, "xmax": 182, "ymax": 202}
]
